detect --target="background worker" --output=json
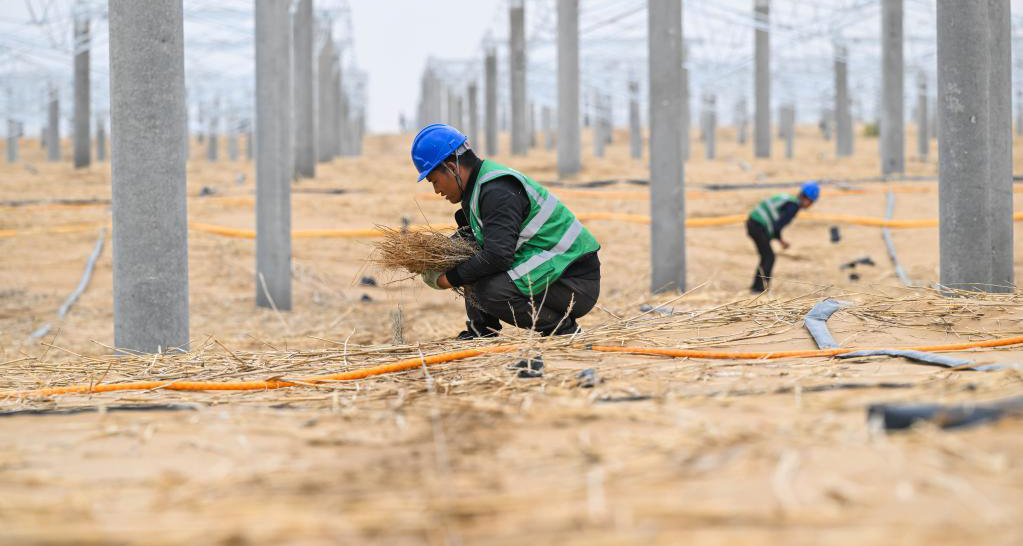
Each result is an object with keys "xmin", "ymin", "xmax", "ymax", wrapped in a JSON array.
[
  {"xmin": 746, "ymin": 181, "xmax": 820, "ymax": 292},
  {"xmin": 411, "ymin": 124, "xmax": 602, "ymax": 339}
]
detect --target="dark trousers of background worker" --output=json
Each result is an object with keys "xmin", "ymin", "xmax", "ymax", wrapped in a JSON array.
[
  {"xmin": 746, "ymin": 218, "xmax": 774, "ymax": 292},
  {"xmin": 464, "ymin": 273, "xmax": 600, "ymax": 336}
]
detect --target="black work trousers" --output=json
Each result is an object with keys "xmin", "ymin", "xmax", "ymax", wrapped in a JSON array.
[
  {"xmin": 746, "ymin": 218, "xmax": 774, "ymax": 292},
  {"xmin": 464, "ymin": 273, "xmax": 600, "ymax": 336}
]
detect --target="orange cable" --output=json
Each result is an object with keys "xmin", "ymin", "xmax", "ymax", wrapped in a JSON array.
[{"xmin": 16, "ymin": 345, "xmax": 519, "ymax": 397}]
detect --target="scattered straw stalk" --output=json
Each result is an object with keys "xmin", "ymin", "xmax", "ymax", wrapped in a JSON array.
[{"xmin": 372, "ymin": 226, "xmax": 478, "ymax": 275}]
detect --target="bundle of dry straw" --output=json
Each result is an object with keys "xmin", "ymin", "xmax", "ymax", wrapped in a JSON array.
[{"xmin": 372, "ymin": 225, "xmax": 478, "ymax": 275}]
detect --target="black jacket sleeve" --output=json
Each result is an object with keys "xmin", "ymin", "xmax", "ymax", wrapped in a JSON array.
[
  {"xmin": 772, "ymin": 201, "xmax": 800, "ymax": 240},
  {"xmin": 445, "ymin": 177, "xmax": 529, "ymax": 287}
]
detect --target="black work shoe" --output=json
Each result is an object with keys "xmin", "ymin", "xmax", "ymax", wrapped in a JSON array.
[{"xmin": 455, "ymin": 321, "xmax": 499, "ymax": 340}]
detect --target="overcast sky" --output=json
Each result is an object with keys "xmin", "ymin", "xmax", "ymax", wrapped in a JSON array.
[{"xmin": 348, "ymin": 0, "xmax": 502, "ymax": 133}]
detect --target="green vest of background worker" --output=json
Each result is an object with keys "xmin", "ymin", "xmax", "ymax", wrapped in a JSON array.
[
  {"xmin": 411, "ymin": 124, "xmax": 602, "ymax": 339},
  {"xmin": 746, "ymin": 181, "xmax": 820, "ymax": 292}
]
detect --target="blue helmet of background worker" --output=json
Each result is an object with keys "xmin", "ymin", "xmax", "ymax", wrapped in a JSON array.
[
  {"xmin": 799, "ymin": 181, "xmax": 820, "ymax": 207},
  {"xmin": 411, "ymin": 123, "xmax": 468, "ymax": 182}
]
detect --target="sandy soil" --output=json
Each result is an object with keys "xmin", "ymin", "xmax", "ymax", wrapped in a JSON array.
[{"xmin": 0, "ymin": 127, "xmax": 1021, "ymax": 545}]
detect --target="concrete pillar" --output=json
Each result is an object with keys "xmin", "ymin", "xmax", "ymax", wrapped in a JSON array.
[
  {"xmin": 916, "ymin": 71, "xmax": 928, "ymax": 160},
  {"xmin": 736, "ymin": 98, "xmax": 748, "ymax": 144},
  {"xmin": 780, "ymin": 104, "xmax": 794, "ymax": 159},
  {"xmin": 1016, "ymin": 89, "xmax": 1022, "ymax": 137},
  {"xmin": 509, "ymin": 1, "xmax": 527, "ymax": 155},
  {"xmin": 835, "ymin": 45, "xmax": 853, "ymax": 157},
  {"xmin": 109, "ymin": 0, "xmax": 189, "ymax": 352},
  {"xmin": 206, "ymin": 102, "xmax": 218, "ymax": 161},
  {"xmin": 47, "ymin": 89, "xmax": 60, "ymax": 162},
  {"xmin": 629, "ymin": 81, "xmax": 642, "ymax": 159},
  {"xmin": 485, "ymin": 48, "xmax": 498, "ymax": 156},
  {"xmin": 821, "ymin": 107, "xmax": 833, "ymax": 141},
  {"xmin": 529, "ymin": 102, "xmax": 537, "ymax": 148},
  {"xmin": 293, "ymin": 0, "xmax": 315, "ymax": 178},
  {"xmin": 557, "ymin": 0, "xmax": 580, "ymax": 176},
  {"xmin": 648, "ymin": 0, "xmax": 685, "ymax": 293},
  {"xmin": 680, "ymin": 45, "xmax": 690, "ymax": 161},
  {"xmin": 702, "ymin": 94, "xmax": 716, "ymax": 160},
  {"xmin": 228, "ymin": 114, "xmax": 239, "ymax": 160},
  {"xmin": 96, "ymin": 116, "xmax": 106, "ymax": 161},
  {"xmin": 255, "ymin": 0, "xmax": 293, "ymax": 310},
  {"xmin": 937, "ymin": 0, "xmax": 1013, "ymax": 292},
  {"xmin": 542, "ymin": 105, "xmax": 554, "ymax": 150},
  {"xmin": 316, "ymin": 34, "xmax": 334, "ymax": 162},
  {"xmin": 881, "ymin": 0, "xmax": 904, "ymax": 175},
  {"xmin": 753, "ymin": 0, "xmax": 770, "ymax": 158},
  {"xmin": 245, "ymin": 122, "xmax": 253, "ymax": 160},
  {"xmin": 73, "ymin": 12, "xmax": 91, "ymax": 168},
  {"xmin": 467, "ymin": 82, "xmax": 479, "ymax": 148},
  {"xmin": 6, "ymin": 119, "xmax": 18, "ymax": 163},
  {"xmin": 332, "ymin": 58, "xmax": 343, "ymax": 157},
  {"xmin": 593, "ymin": 93, "xmax": 605, "ymax": 158},
  {"xmin": 987, "ymin": 0, "xmax": 1013, "ymax": 290}
]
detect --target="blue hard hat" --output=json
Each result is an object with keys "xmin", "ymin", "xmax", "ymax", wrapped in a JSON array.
[
  {"xmin": 411, "ymin": 123, "xmax": 468, "ymax": 181},
  {"xmin": 800, "ymin": 181, "xmax": 821, "ymax": 202}
]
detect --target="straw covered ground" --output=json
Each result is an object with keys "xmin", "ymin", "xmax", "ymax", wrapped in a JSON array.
[{"xmin": 1, "ymin": 127, "xmax": 1022, "ymax": 545}]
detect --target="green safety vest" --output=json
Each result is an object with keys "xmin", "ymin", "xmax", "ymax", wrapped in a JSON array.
[
  {"xmin": 468, "ymin": 160, "xmax": 601, "ymax": 295},
  {"xmin": 749, "ymin": 193, "xmax": 799, "ymax": 237}
]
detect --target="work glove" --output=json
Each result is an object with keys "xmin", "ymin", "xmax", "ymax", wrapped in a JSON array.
[{"xmin": 421, "ymin": 270, "xmax": 444, "ymax": 290}]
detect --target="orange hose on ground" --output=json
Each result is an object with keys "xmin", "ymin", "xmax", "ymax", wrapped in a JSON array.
[
  {"xmin": 16, "ymin": 345, "xmax": 519, "ymax": 397},
  {"xmin": 590, "ymin": 335, "xmax": 1023, "ymax": 360}
]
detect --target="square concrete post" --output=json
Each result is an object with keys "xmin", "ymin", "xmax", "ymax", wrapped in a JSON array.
[
  {"xmin": 467, "ymin": 82, "xmax": 479, "ymax": 148},
  {"xmin": 6, "ymin": 119, "xmax": 18, "ymax": 163},
  {"xmin": 648, "ymin": 0, "xmax": 686, "ymax": 293},
  {"xmin": 293, "ymin": 0, "xmax": 315, "ymax": 178},
  {"xmin": 228, "ymin": 113, "xmax": 239, "ymax": 160},
  {"xmin": 702, "ymin": 93, "xmax": 716, "ymax": 160},
  {"xmin": 96, "ymin": 116, "xmax": 106, "ymax": 161},
  {"xmin": 542, "ymin": 105, "xmax": 554, "ymax": 150},
  {"xmin": 835, "ymin": 45, "xmax": 854, "ymax": 157},
  {"xmin": 753, "ymin": 0, "xmax": 770, "ymax": 158},
  {"xmin": 207, "ymin": 101, "xmax": 219, "ymax": 161},
  {"xmin": 73, "ymin": 12, "xmax": 91, "ymax": 169},
  {"xmin": 681, "ymin": 45, "xmax": 690, "ymax": 160},
  {"xmin": 593, "ymin": 93, "xmax": 605, "ymax": 158},
  {"xmin": 509, "ymin": 1, "xmax": 527, "ymax": 155},
  {"xmin": 47, "ymin": 89, "xmax": 60, "ymax": 162},
  {"xmin": 938, "ymin": 0, "xmax": 1013, "ymax": 292},
  {"xmin": 629, "ymin": 81, "xmax": 642, "ymax": 159},
  {"xmin": 781, "ymin": 104, "xmax": 794, "ymax": 159},
  {"xmin": 316, "ymin": 34, "xmax": 334, "ymax": 162},
  {"xmin": 881, "ymin": 0, "xmax": 904, "ymax": 175},
  {"xmin": 109, "ymin": 0, "xmax": 189, "ymax": 352},
  {"xmin": 916, "ymin": 71, "xmax": 928, "ymax": 160},
  {"xmin": 529, "ymin": 102, "xmax": 537, "ymax": 148},
  {"xmin": 255, "ymin": 0, "xmax": 293, "ymax": 310},
  {"xmin": 736, "ymin": 98, "xmax": 748, "ymax": 144},
  {"xmin": 557, "ymin": 0, "xmax": 580, "ymax": 176},
  {"xmin": 485, "ymin": 48, "xmax": 498, "ymax": 156}
]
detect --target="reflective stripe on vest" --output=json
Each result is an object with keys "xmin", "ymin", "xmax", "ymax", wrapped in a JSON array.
[{"xmin": 750, "ymin": 194, "xmax": 797, "ymax": 236}]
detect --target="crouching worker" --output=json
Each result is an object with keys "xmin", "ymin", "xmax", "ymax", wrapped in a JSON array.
[
  {"xmin": 746, "ymin": 181, "xmax": 819, "ymax": 293},
  {"xmin": 412, "ymin": 124, "xmax": 601, "ymax": 339}
]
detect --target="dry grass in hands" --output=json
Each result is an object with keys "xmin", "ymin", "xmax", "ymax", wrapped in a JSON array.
[{"xmin": 371, "ymin": 226, "xmax": 478, "ymax": 275}]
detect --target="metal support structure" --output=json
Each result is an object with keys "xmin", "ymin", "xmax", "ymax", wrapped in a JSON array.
[
  {"xmin": 753, "ymin": 0, "xmax": 770, "ymax": 158},
  {"xmin": 937, "ymin": 0, "xmax": 1014, "ymax": 292},
  {"xmin": 109, "ymin": 0, "xmax": 189, "ymax": 352},
  {"xmin": 255, "ymin": 0, "xmax": 293, "ymax": 310},
  {"xmin": 293, "ymin": 0, "xmax": 315, "ymax": 178},
  {"xmin": 73, "ymin": 11, "xmax": 91, "ymax": 168},
  {"xmin": 881, "ymin": 0, "xmax": 904, "ymax": 174},
  {"xmin": 509, "ymin": 2, "xmax": 528, "ymax": 155},
  {"xmin": 648, "ymin": 0, "xmax": 686, "ymax": 293}
]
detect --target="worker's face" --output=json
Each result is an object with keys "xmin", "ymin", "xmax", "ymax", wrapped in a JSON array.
[
  {"xmin": 800, "ymin": 196, "xmax": 814, "ymax": 209},
  {"xmin": 427, "ymin": 163, "xmax": 462, "ymax": 204}
]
